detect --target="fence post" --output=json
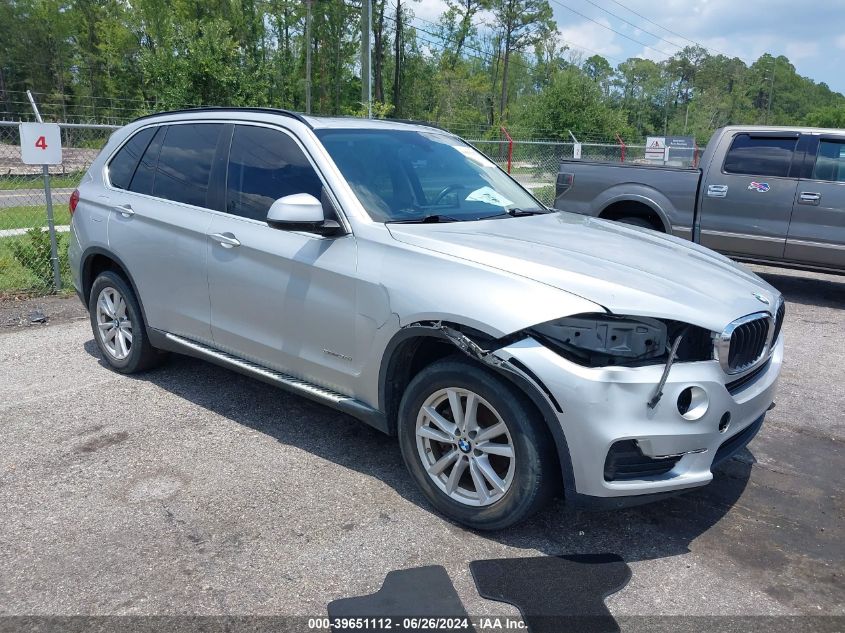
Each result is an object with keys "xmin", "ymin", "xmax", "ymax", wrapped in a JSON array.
[
  {"xmin": 615, "ymin": 133, "xmax": 626, "ymax": 163},
  {"xmin": 26, "ymin": 90, "xmax": 62, "ymax": 292},
  {"xmin": 500, "ymin": 126, "xmax": 513, "ymax": 173}
]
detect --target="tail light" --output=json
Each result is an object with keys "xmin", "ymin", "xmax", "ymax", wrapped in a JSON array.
[
  {"xmin": 69, "ymin": 189, "xmax": 80, "ymax": 215},
  {"xmin": 556, "ymin": 172, "xmax": 574, "ymax": 197}
]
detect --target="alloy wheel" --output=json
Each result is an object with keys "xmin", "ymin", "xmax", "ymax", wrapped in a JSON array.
[
  {"xmin": 95, "ymin": 286, "xmax": 133, "ymax": 360},
  {"xmin": 415, "ymin": 387, "xmax": 515, "ymax": 507}
]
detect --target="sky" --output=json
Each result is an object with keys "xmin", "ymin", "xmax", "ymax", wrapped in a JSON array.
[{"xmin": 412, "ymin": 0, "xmax": 845, "ymax": 95}]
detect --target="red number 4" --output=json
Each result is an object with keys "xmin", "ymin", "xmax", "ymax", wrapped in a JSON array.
[{"xmin": 35, "ymin": 135, "xmax": 47, "ymax": 149}]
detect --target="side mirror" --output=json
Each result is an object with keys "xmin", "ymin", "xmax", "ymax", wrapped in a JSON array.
[{"xmin": 266, "ymin": 193, "xmax": 343, "ymax": 236}]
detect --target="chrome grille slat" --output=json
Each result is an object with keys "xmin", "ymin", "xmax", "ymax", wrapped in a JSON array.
[{"xmin": 717, "ymin": 311, "xmax": 774, "ymax": 375}]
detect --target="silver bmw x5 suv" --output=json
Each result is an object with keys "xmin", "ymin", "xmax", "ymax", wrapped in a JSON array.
[{"xmin": 69, "ymin": 108, "xmax": 784, "ymax": 529}]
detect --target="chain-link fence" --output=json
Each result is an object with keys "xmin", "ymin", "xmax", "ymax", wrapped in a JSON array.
[{"xmin": 0, "ymin": 121, "xmax": 117, "ymax": 296}]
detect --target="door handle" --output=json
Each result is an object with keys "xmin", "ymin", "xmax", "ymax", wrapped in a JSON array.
[
  {"xmin": 209, "ymin": 232, "xmax": 241, "ymax": 248},
  {"xmin": 707, "ymin": 184, "xmax": 728, "ymax": 198},
  {"xmin": 798, "ymin": 192, "xmax": 821, "ymax": 206},
  {"xmin": 113, "ymin": 204, "xmax": 134, "ymax": 217}
]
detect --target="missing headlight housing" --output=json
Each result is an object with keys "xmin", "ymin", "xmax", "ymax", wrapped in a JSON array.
[{"xmin": 530, "ymin": 314, "xmax": 713, "ymax": 368}]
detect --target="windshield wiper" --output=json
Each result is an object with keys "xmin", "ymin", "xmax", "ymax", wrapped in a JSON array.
[
  {"xmin": 508, "ymin": 207, "xmax": 552, "ymax": 216},
  {"xmin": 484, "ymin": 207, "xmax": 552, "ymax": 219},
  {"xmin": 387, "ymin": 214, "xmax": 461, "ymax": 224}
]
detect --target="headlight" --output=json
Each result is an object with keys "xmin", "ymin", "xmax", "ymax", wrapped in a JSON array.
[{"xmin": 529, "ymin": 314, "xmax": 713, "ymax": 368}]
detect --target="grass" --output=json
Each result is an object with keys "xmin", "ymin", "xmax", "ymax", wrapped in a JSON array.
[
  {"xmin": 0, "ymin": 205, "xmax": 71, "ymax": 231},
  {"xmin": 0, "ymin": 173, "xmax": 83, "ymax": 190},
  {"xmin": 0, "ymin": 232, "xmax": 73, "ymax": 295}
]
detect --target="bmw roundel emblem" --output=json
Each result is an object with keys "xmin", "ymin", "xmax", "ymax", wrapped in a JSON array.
[
  {"xmin": 458, "ymin": 439, "xmax": 472, "ymax": 453},
  {"xmin": 753, "ymin": 292, "xmax": 770, "ymax": 305}
]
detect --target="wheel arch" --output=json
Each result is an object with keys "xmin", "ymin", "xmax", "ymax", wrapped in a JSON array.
[
  {"xmin": 378, "ymin": 322, "xmax": 576, "ymax": 500},
  {"xmin": 80, "ymin": 247, "xmax": 150, "ymax": 327},
  {"xmin": 593, "ymin": 187, "xmax": 672, "ymax": 232}
]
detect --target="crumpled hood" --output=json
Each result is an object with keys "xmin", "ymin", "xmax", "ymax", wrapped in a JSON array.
[{"xmin": 387, "ymin": 212, "xmax": 781, "ymax": 333}]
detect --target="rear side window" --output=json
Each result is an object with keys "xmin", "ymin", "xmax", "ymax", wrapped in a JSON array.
[
  {"xmin": 108, "ymin": 127, "xmax": 155, "ymax": 190},
  {"xmin": 723, "ymin": 134, "xmax": 798, "ymax": 178},
  {"xmin": 128, "ymin": 126, "xmax": 165, "ymax": 196},
  {"xmin": 812, "ymin": 139, "xmax": 845, "ymax": 182},
  {"xmin": 225, "ymin": 125, "xmax": 323, "ymax": 221},
  {"xmin": 152, "ymin": 124, "xmax": 224, "ymax": 208}
]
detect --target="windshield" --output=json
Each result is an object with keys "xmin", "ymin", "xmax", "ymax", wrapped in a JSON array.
[{"xmin": 315, "ymin": 128, "xmax": 546, "ymax": 222}]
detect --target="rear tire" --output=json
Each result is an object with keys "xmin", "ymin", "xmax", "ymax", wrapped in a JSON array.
[
  {"xmin": 89, "ymin": 271, "xmax": 162, "ymax": 374},
  {"xmin": 398, "ymin": 357, "xmax": 557, "ymax": 530}
]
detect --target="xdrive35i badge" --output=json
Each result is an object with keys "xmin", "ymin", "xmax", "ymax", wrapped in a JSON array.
[{"xmin": 753, "ymin": 292, "xmax": 770, "ymax": 305}]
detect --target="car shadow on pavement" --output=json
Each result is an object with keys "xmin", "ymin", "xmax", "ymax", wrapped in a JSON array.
[
  {"xmin": 755, "ymin": 270, "xmax": 844, "ymax": 309},
  {"xmin": 84, "ymin": 339, "xmax": 753, "ymax": 564}
]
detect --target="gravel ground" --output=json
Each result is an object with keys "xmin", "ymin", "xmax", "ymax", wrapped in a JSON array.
[{"xmin": 0, "ymin": 264, "xmax": 842, "ymax": 628}]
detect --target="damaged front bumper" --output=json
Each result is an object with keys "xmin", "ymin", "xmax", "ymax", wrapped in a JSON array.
[{"xmin": 493, "ymin": 334, "xmax": 783, "ymax": 501}]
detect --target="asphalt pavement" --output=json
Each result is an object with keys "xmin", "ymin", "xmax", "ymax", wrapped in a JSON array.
[{"xmin": 0, "ymin": 264, "xmax": 842, "ymax": 627}]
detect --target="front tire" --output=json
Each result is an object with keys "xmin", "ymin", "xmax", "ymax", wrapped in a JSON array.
[
  {"xmin": 89, "ymin": 270, "xmax": 161, "ymax": 374},
  {"xmin": 398, "ymin": 357, "xmax": 557, "ymax": 530}
]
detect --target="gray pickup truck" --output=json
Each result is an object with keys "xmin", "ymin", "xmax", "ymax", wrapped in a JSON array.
[{"xmin": 554, "ymin": 125, "xmax": 845, "ymax": 274}]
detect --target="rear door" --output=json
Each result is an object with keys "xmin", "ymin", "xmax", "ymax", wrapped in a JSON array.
[
  {"xmin": 699, "ymin": 132, "xmax": 801, "ymax": 259},
  {"xmin": 107, "ymin": 122, "xmax": 225, "ymax": 342},
  {"xmin": 206, "ymin": 123, "xmax": 358, "ymax": 393},
  {"xmin": 784, "ymin": 135, "xmax": 845, "ymax": 269}
]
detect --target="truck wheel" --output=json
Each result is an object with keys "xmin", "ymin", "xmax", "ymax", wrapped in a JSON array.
[
  {"xmin": 397, "ymin": 357, "xmax": 557, "ymax": 530},
  {"xmin": 618, "ymin": 216, "xmax": 658, "ymax": 230},
  {"xmin": 89, "ymin": 271, "xmax": 163, "ymax": 374}
]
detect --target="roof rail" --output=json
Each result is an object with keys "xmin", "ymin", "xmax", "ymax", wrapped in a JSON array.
[{"xmin": 129, "ymin": 106, "xmax": 312, "ymax": 128}]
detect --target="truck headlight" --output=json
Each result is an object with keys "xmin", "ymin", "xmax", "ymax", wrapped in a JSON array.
[{"xmin": 529, "ymin": 314, "xmax": 714, "ymax": 368}]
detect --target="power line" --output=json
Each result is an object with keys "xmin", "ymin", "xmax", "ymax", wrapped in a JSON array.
[
  {"xmin": 602, "ymin": 0, "xmax": 752, "ymax": 64},
  {"xmin": 403, "ymin": 11, "xmax": 626, "ymax": 66},
  {"xmin": 547, "ymin": 0, "xmax": 675, "ymax": 59}
]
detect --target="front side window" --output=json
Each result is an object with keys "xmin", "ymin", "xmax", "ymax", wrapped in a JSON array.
[
  {"xmin": 225, "ymin": 125, "xmax": 323, "ymax": 221},
  {"xmin": 108, "ymin": 126, "xmax": 156, "ymax": 190},
  {"xmin": 723, "ymin": 134, "xmax": 798, "ymax": 178},
  {"xmin": 152, "ymin": 123, "xmax": 224, "ymax": 207},
  {"xmin": 812, "ymin": 139, "xmax": 845, "ymax": 182},
  {"xmin": 315, "ymin": 129, "xmax": 545, "ymax": 222}
]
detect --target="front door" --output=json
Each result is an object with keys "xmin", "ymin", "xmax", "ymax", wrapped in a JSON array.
[
  {"xmin": 206, "ymin": 123, "xmax": 358, "ymax": 393},
  {"xmin": 699, "ymin": 132, "xmax": 800, "ymax": 259},
  {"xmin": 785, "ymin": 136, "xmax": 845, "ymax": 269}
]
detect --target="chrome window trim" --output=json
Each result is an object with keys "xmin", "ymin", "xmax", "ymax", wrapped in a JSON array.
[{"xmin": 100, "ymin": 118, "xmax": 353, "ymax": 235}]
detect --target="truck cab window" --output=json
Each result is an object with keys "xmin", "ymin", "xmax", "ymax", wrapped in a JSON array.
[
  {"xmin": 812, "ymin": 140, "xmax": 845, "ymax": 182},
  {"xmin": 723, "ymin": 134, "xmax": 798, "ymax": 178}
]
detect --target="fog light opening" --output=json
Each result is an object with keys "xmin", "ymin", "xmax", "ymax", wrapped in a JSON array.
[
  {"xmin": 719, "ymin": 412, "xmax": 731, "ymax": 434},
  {"xmin": 677, "ymin": 386, "xmax": 709, "ymax": 421}
]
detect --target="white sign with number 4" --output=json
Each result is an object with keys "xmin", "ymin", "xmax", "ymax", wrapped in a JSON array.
[{"xmin": 20, "ymin": 122, "xmax": 62, "ymax": 165}]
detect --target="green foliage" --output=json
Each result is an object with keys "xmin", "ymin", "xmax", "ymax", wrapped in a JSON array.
[
  {"xmin": 8, "ymin": 228, "xmax": 70, "ymax": 291},
  {"xmin": 0, "ymin": 0, "xmax": 842, "ymax": 142},
  {"xmin": 805, "ymin": 106, "xmax": 845, "ymax": 128},
  {"xmin": 521, "ymin": 68, "xmax": 634, "ymax": 140}
]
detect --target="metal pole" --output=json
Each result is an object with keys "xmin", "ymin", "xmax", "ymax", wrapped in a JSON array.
[
  {"xmin": 765, "ymin": 60, "xmax": 775, "ymax": 124},
  {"xmin": 361, "ymin": 0, "xmax": 372, "ymax": 118},
  {"xmin": 26, "ymin": 90, "xmax": 61, "ymax": 292},
  {"xmin": 305, "ymin": 0, "xmax": 313, "ymax": 114}
]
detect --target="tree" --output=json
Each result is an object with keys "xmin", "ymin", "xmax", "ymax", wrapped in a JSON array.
[{"xmin": 491, "ymin": 0, "xmax": 554, "ymax": 120}]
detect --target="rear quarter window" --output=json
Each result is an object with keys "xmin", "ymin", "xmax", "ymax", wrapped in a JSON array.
[
  {"xmin": 108, "ymin": 127, "xmax": 156, "ymax": 190},
  {"xmin": 723, "ymin": 134, "xmax": 798, "ymax": 178}
]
